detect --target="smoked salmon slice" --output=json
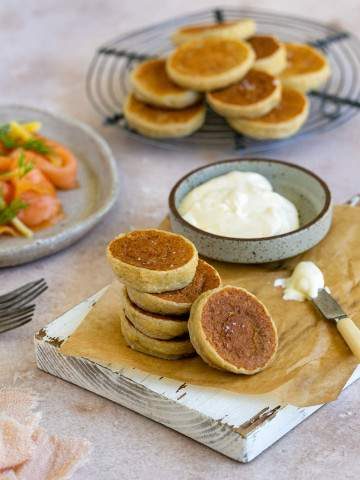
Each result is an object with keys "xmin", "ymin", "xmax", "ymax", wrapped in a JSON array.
[
  {"xmin": 0, "ymin": 121, "xmax": 79, "ymax": 236},
  {"xmin": 11, "ymin": 139, "xmax": 78, "ymax": 190},
  {"xmin": 15, "ymin": 169, "xmax": 61, "ymax": 228}
]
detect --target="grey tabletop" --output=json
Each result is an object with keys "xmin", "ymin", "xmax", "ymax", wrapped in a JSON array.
[{"xmin": 1, "ymin": 0, "xmax": 360, "ymax": 479}]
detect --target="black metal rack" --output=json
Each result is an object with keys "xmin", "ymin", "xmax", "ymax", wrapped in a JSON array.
[{"xmin": 86, "ymin": 7, "xmax": 360, "ymax": 153}]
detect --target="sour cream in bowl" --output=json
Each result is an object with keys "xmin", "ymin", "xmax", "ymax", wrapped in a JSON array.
[
  {"xmin": 178, "ymin": 170, "xmax": 300, "ymax": 239},
  {"xmin": 169, "ymin": 158, "xmax": 332, "ymax": 263}
]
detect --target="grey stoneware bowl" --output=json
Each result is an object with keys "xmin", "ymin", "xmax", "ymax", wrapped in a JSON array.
[
  {"xmin": 169, "ymin": 158, "xmax": 333, "ymax": 264},
  {"xmin": 0, "ymin": 104, "xmax": 119, "ymax": 267}
]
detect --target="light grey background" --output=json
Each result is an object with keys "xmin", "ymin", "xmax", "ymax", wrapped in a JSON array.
[{"xmin": 0, "ymin": 1, "xmax": 359, "ymax": 479}]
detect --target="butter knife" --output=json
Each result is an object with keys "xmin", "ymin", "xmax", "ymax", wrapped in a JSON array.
[{"xmin": 312, "ymin": 288, "xmax": 360, "ymax": 361}]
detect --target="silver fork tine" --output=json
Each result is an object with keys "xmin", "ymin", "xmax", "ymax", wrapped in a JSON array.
[
  {"xmin": 0, "ymin": 305, "xmax": 35, "ymax": 322},
  {"xmin": 0, "ymin": 315, "xmax": 33, "ymax": 334},
  {"xmin": 0, "ymin": 279, "xmax": 45, "ymax": 305},
  {"xmin": 9, "ymin": 282, "xmax": 48, "ymax": 309},
  {"xmin": 0, "ymin": 279, "xmax": 47, "ymax": 335},
  {"xmin": 0, "ymin": 280, "xmax": 47, "ymax": 311},
  {"xmin": 0, "ymin": 310, "xmax": 35, "ymax": 327}
]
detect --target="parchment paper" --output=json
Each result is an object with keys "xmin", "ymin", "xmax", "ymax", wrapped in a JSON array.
[{"xmin": 60, "ymin": 205, "xmax": 360, "ymax": 407}]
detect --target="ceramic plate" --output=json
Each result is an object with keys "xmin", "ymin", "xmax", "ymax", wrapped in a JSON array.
[{"xmin": 0, "ymin": 105, "xmax": 118, "ymax": 267}]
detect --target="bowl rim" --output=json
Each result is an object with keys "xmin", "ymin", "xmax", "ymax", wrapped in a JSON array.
[{"xmin": 168, "ymin": 157, "xmax": 332, "ymax": 242}]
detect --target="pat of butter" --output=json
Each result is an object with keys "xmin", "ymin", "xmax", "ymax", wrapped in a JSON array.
[
  {"xmin": 274, "ymin": 261, "xmax": 325, "ymax": 301},
  {"xmin": 178, "ymin": 171, "xmax": 299, "ymax": 239}
]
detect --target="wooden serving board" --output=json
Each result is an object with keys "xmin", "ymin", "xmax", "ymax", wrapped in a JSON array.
[{"xmin": 34, "ymin": 287, "xmax": 360, "ymax": 463}]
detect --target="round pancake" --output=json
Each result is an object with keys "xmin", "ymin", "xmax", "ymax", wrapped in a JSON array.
[
  {"xmin": 123, "ymin": 94, "xmax": 206, "ymax": 138},
  {"xmin": 207, "ymin": 69, "xmax": 281, "ymax": 118},
  {"xmin": 120, "ymin": 309, "xmax": 195, "ymax": 360},
  {"xmin": 281, "ymin": 43, "xmax": 330, "ymax": 92},
  {"xmin": 127, "ymin": 259, "xmax": 221, "ymax": 315},
  {"xmin": 123, "ymin": 287, "xmax": 189, "ymax": 339},
  {"xmin": 247, "ymin": 35, "xmax": 287, "ymax": 75},
  {"xmin": 107, "ymin": 229, "xmax": 198, "ymax": 293},
  {"xmin": 171, "ymin": 19, "xmax": 256, "ymax": 45},
  {"xmin": 130, "ymin": 58, "xmax": 201, "ymax": 108},
  {"xmin": 166, "ymin": 37, "xmax": 255, "ymax": 91},
  {"xmin": 188, "ymin": 286, "xmax": 278, "ymax": 374},
  {"xmin": 228, "ymin": 88, "xmax": 309, "ymax": 139}
]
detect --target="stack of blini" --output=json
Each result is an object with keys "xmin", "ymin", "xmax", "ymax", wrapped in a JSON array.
[
  {"xmin": 107, "ymin": 228, "xmax": 279, "ymax": 375},
  {"xmin": 123, "ymin": 18, "xmax": 330, "ymax": 140},
  {"xmin": 107, "ymin": 229, "xmax": 221, "ymax": 360}
]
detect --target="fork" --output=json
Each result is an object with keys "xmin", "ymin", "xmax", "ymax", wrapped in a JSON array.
[{"xmin": 0, "ymin": 279, "xmax": 48, "ymax": 334}]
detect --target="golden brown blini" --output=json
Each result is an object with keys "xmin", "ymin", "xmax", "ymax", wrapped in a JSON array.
[
  {"xmin": 166, "ymin": 37, "xmax": 255, "ymax": 91},
  {"xmin": 120, "ymin": 309, "xmax": 195, "ymax": 360},
  {"xmin": 107, "ymin": 229, "xmax": 198, "ymax": 293},
  {"xmin": 127, "ymin": 259, "xmax": 221, "ymax": 315},
  {"xmin": 247, "ymin": 35, "xmax": 287, "ymax": 75},
  {"xmin": 122, "ymin": 287, "xmax": 189, "ymax": 340},
  {"xmin": 171, "ymin": 19, "xmax": 256, "ymax": 45},
  {"xmin": 280, "ymin": 43, "xmax": 331, "ymax": 92},
  {"xmin": 228, "ymin": 88, "xmax": 309, "ymax": 139},
  {"xmin": 123, "ymin": 94, "xmax": 206, "ymax": 138},
  {"xmin": 207, "ymin": 69, "xmax": 281, "ymax": 119},
  {"xmin": 188, "ymin": 286, "xmax": 278, "ymax": 374},
  {"xmin": 130, "ymin": 58, "xmax": 201, "ymax": 108}
]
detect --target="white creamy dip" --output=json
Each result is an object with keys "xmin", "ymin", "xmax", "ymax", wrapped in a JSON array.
[
  {"xmin": 178, "ymin": 171, "xmax": 299, "ymax": 238},
  {"xmin": 274, "ymin": 261, "xmax": 325, "ymax": 301}
]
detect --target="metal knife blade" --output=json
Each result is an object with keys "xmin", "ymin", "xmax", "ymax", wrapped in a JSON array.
[{"xmin": 311, "ymin": 288, "xmax": 348, "ymax": 323}]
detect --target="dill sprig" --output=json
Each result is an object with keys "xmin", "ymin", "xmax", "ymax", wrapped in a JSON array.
[
  {"xmin": 23, "ymin": 138, "xmax": 51, "ymax": 155},
  {"xmin": 17, "ymin": 151, "xmax": 34, "ymax": 177},
  {"xmin": 0, "ymin": 123, "xmax": 51, "ymax": 156},
  {"xmin": 0, "ymin": 124, "xmax": 17, "ymax": 149},
  {"xmin": 0, "ymin": 190, "xmax": 27, "ymax": 225},
  {"xmin": 0, "ymin": 152, "xmax": 34, "ymax": 181}
]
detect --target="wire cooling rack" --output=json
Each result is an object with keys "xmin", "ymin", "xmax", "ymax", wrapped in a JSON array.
[{"xmin": 86, "ymin": 7, "xmax": 360, "ymax": 153}]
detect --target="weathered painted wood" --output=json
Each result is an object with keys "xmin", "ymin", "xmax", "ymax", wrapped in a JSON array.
[{"xmin": 34, "ymin": 288, "xmax": 360, "ymax": 462}]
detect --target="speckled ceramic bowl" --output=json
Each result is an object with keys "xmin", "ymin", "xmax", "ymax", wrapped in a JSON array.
[{"xmin": 169, "ymin": 158, "xmax": 332, "ymax": 263}]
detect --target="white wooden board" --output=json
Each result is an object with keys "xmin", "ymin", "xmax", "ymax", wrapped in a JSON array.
[{"xmin": 34, "ymin": 287, "xmax": 360, "ymax": 462}]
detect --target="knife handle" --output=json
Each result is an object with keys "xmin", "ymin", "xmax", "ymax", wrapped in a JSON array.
[{"xmin": 337, "ymin": 317, "xmax": 360, "ymax": 361}]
